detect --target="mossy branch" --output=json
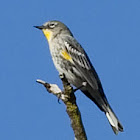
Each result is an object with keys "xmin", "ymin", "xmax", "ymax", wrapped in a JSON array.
[{"xmin": 36, "ymin": 74, "xmax": 87, "ymax": 140}]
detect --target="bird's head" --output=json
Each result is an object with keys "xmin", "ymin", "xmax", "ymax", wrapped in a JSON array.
[{"xmin": 34, "ymin": 20, "xmax": 72, "ymax": 42}]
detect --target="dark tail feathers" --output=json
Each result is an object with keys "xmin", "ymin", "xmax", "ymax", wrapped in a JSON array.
[{"xmin": 105, "ymin": 105, "xmax": 123, "ymax": 134}]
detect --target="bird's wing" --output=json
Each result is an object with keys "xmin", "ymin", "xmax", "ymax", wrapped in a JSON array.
[{"xmin": 61, "ymin": 35, "xmax": 101, "ymax": 90}]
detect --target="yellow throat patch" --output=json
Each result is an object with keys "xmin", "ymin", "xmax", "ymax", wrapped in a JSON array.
[
  {"xmin": 61, "ymin": 50, "xmax": 72, "ymax": 61},
  {"xmin": 42, "ymin": 29, "xmax": 52, "ymax": 41}
]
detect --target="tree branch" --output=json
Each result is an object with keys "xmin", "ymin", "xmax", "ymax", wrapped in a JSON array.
[{"xmin": 36, "ymin": 75, "xmax": 87, "ymax": 140}]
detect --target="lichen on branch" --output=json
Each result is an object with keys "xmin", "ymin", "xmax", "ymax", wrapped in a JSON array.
[{"xmin": 36, "ymin": 74, "xmax": 87, "ymax": 140}]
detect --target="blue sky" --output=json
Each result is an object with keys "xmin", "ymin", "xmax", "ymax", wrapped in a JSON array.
[{"xmin": 0, "ymin": 0, "xmax": 140, "ymax": 139}]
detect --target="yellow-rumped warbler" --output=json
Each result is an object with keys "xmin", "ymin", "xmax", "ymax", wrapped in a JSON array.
[{"xmin": 34, "ymin": 20, "xmax": 123, "ymax": 134}]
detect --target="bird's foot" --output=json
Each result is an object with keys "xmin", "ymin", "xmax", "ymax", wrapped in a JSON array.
[{"xmin": 73, "ymin": 82, "xmax": 87, "ymax": 92}]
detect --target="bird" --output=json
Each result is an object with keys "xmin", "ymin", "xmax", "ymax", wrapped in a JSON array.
[{"xmin": 34, "ymin": 20, "xmax": 123, "ymax": 134}]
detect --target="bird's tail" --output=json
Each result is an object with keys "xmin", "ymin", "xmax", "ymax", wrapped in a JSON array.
[{"xmin": 105, "ymin": 105, "xmax": 123, "ymax": 134}]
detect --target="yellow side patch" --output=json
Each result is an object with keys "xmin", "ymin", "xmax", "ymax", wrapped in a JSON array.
[
  {"xmin": 42, "ymin": 29, "xmax": 52, "ymax": 41},
  {"xmin": 61, "ymin": 50, "xmax": 72, "ymax": 61}
]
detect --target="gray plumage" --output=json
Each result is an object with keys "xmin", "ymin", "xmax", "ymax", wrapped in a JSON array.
[{"xmin": 35, "ymin": 20, "xmax": 123, "ymax": 134}]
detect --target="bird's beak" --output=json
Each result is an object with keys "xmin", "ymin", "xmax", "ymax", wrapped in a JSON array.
[{"xmin": 34, "ymin": 25, "xmax": 45, "ymax": 30}]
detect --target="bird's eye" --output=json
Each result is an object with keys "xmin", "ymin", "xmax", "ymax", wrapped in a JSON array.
[{"xmin": 49, "ymin": 23, "xmax": 56, "ymax": 29}]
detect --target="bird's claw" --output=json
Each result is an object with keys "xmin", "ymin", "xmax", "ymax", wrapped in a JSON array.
[{"xmin": 73, "ymin": 82, "xmax": 87, "ymax": 92}]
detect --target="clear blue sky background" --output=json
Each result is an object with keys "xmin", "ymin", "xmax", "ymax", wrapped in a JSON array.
[{"xmin": 0, "ymin": 0, "xmax": 139, "ymax": 140}]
